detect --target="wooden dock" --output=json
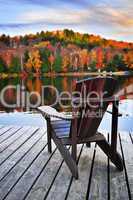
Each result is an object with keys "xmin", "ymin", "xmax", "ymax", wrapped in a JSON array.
[{"xmin": 0, "ymin": 125, "xmax": 132, "ymax": 200}]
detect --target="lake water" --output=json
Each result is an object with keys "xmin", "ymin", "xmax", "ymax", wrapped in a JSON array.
[
  {"xmin": 0, "ymin": 75, "xmax": 133, "ymax": 112},
  {"xmin": 0, "ymin": 75, "xmax": 133, "ymax": 131}
]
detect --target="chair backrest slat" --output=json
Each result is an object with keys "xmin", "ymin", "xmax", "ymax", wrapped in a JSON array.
[{"xmin": 71, "ymin": 77, "xmax": 117, "ymax": 139}]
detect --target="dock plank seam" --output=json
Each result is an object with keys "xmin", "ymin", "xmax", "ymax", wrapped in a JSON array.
[
  {"xmin": 119, "ymin": 133, "xmax": 132, "ymax": 200},
  {"xmin": 0, "ymin": 127, "xmax": 31, "ymax": 153},
  {"xmin": 64, "ymin": 144, "xmax": 84, "ymax": 200},
  {"xmin": 0, "ymin": 127, "xmax": 132, "ymax": 200},
  {"xmin": 0, "ymin": 134, "xmax": 44, "ymax": 183},
  {"xmin": 1, "ymin": 143, "xmax": 48, "ymax": 200},
  {"xmin": 0, "ymin": 127, "xmax": 13, "ymax": 137},
  {"xmin": 0, "ymin": 127, "xmax": 22, "ymax": 145},
  {"xmin": 129, "ymin": 133, "xmax": 133, "ymax": 145},
  {"xmin": 22, "ymin": 148, "xmax": 57, "ymax": 200},
  {"xmin": 43, "ymin": 149, "xmax": 70, "ymax": 200},
  {"xmin": 85, "ymin": 143, "xmax": 96, "ymax": 200},
  {"xmin": 0, "ymin": 128, "xmax": 40, "ymax": 166},
  {"xmin": 107, "ymin": 133, "xmax": 110, "ymax": 200}
]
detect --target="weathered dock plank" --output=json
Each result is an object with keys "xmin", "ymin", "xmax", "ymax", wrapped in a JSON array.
[
  {"xmin": 0, "ymin": 126, "xmax": 13, "ymax": 137},
  {"xmin": 0, "ymin": 126, "xmax": 30, "ymax": 152},
  {"xmin": 67, "ymin": 144, "xmax": 95, "ymax": 200},
  {"xmin": 3, "ymin": 144, "xmax": 54, "ymax": 200},
  {"xmin": 119, "ymin": 132, "xmax": 133, "ymax": 199},
  {"xmin": 0, "ymin": 127, "xmax": 40, "ymax": 165},
  {"xmin": 0, "ymin": 126, "xmax": 22, "ymax": 144},
  {"xmin": 0, "ymin": 133, "xmax": 47, "ymax": 199},
  {"xmin": 25, "ymin": 148, "xmax": 63, "ymax": 200},
  {"xmin": 46, "ymin": 145, "xmax": 83, "ymax": 200},
  {"xmin": 0, "ymin": 128, "xmax": 46, "ymax": 182},
  {"xmin": 0, "ymin": 126, "xmax": 132, "ymax": 200},
  {"xmin": 110, "ymin": 132, "xmax": 129, "ymax": 200},
  {"xmin": 88, "ymin": 144, "xmax": 108, "ymax": 200}
]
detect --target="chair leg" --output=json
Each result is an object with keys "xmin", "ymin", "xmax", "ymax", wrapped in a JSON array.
[
  {"xmin": 46, "ymin": 118, "xmax": 52, "ymax": 153},
  {"xmin": 47, "ymin": 131, "xmax": 52, "ymax": 153},
  {"xmin": 52, "ymin": 131, "xmax": 78, "ymax": 179},
  {"xmin": 97, "ymin": 140, "xmax": 123, "ymax": 171},
  {"xmin": 71, "ymin": 143, "xmax": 77, "ymax": 162}
]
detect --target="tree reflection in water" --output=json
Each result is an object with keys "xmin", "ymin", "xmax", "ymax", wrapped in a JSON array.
[{"xmin": 0, "ymin": 75, "xmax": 132, "ymax": 112}]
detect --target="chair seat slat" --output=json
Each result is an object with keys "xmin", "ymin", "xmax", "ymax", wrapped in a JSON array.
[
  {"xmin": 51, "ymin": 120, "xmax": 70, "ymax": 138},
  {"xmin": 51, "ymin": 120, "xmax": 70, "ymax": 124}
]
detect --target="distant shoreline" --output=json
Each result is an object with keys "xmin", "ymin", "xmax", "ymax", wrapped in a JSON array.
[{"xmin": 0, "ymin": 71, "xmax": 132, "ymax": 79}]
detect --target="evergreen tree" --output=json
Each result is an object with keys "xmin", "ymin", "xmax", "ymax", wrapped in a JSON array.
[
  {"xmin": 54, "ymin": 52, "xmax": 62, "ymax": 72},
  {"xmin": 0, "ymin": 57, "xmax": 6, "ymax": 72},
  {"xmin": 105, "ymin": 61, "xmax": 117, "ymax": 72},
  {"xmin": 89, "ymin": 61, "xmax": 97, "ymax": 72},
  {"xmin": 39, "ymin": 48, "xmax": 51, "ymax": 72},
  {"xmin": 9, "ymin": 56, "xmax": 21, "ymax": 73},
  {"xmin": 24, "ymin": 50, "xmax": 29, "ymax": 62},
  {"xmin": 112, "ymin": 54, "xmax": 127, "ymax": 71}
]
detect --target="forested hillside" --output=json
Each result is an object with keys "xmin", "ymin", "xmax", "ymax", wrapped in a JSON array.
[{"xmin": 0, "ymin": 29, "xmax": 133, "ymax": 73}]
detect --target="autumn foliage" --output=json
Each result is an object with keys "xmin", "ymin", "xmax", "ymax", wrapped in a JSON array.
[
  {"xmin": 0, "ymin": 29, "xmax": 132, "ymax": 73},
  {"xmin": 25, "ymin": 50, "xmax": 42, "ymax": 73}
]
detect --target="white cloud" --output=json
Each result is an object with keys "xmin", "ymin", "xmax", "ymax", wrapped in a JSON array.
[
  {"xmin": 88, "ymin": 6, "xmax": 133, "ymax": 28},
  {"xmin": 18, "ymin": 4, "xmax": 133, "ymax": 30},
  {"xmin": 0, "ymin": 0, "xmax": 133, "ymax": 41},
  {"xmin": 20, "ymin": 8, "xmax": 89, "ymax": 25}
]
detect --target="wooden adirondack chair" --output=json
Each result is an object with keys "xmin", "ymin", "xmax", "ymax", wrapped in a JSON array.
[{"xmin": 38, "ymin": 77, "xmax": 123, "ymax": 179}]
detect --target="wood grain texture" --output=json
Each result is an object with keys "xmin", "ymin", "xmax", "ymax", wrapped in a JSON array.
[
  {"xmin": 110, "ymin": 132, "xmax": 129, "ymax": 200},
  {"xmin": 67, "ymin": 144, "xmax": 95, "ymax": 200},
  {"xmin": 0, "ymin": 126, "xmax": 13, "ymax": 137},
  {"xmin": 0, "ymin": 126, "xmax": 22, "ymax": 144},
  {"xmin": 120, "ymin": 132, "xmax": 133, "ymax": 199},
  {"xmin": 88, "ymin": 145, "xmax": 108, "ymax": 200},
  {"xmin": 0, "ymin": 127, "xmax": 40, "ymax": 166},
  {"xmin": 0, "ymin": 126, "xmax": 132, "ymax": 200},
  {"xmin": 0, "ymin": 130, "xmax": 47, "ymax": 200},
  {"xmin": 46, "ymin": 145, "xmax": 83, "ymax": 200},
  {"xmin": 0, "ymin": 128, "xmax": 46, "ymax": 182}
]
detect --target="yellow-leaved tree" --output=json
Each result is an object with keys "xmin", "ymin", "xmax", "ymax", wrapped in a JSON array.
[{"xmin": 25, "ymin": 50, "xmax": 42, "ymax": 73}]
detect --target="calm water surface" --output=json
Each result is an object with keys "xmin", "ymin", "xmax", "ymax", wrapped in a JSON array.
[
  {"xmin": 0, "ymin": 75, "xmax": 133, "ymax": 112},
  {"xmin": 0, "ymin": 75, "xmax": 133, "ymax": 131}
]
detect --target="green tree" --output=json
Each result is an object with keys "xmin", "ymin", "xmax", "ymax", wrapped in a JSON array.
[
  {"xmin": 89, "ymin": 61, "xmax": 97, "ymax": 72},
  {"xmin": 63, "ymin": 29, "xmax": 75, "ymax": 41},
  {"xmin": 9, "ymin": 56, "xmax": 21, "ymax": 73},
  {"xmin": 39, "ymin": 48, "xmax": 51, "ymax": 72},
  {"xmin": 104, "ymin": 61, "xmax": 117, "ymax": 72},
  {"xmin": 24, "ymin": 50, "xmax": 30, "ymax": 62},
  {"xmin": 111, "ymin": 54, "xmax": 127, "ymax": 71},
  {"xmin": 21, "ymin": 35, "xmax": 29, "ymax": 45},
  {"xmin": 54, "ymin": 52, "xmax": 62, "ymax": 72},
  {"xmin": 0, "ymin": 57, "xmax": 6, "ymax": 72}
]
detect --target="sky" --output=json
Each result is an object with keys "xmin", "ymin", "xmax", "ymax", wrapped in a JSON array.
[{"xmin": 0, "ymin": 0, "xmax": 133, "ymax": 42}]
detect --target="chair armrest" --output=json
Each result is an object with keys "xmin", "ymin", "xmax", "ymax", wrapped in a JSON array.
[
  {"xmin": 106, "ymin": 110, "xmax": 122, "ymax": 117},
  {"xmin": 37, "ymin": 106, "xmax": 72, "ymax": 120}
]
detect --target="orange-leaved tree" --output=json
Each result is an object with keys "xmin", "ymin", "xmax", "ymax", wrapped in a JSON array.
[{"xmin": 96, "ymin": 47, "xmax": 104, "ymax": 70}]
